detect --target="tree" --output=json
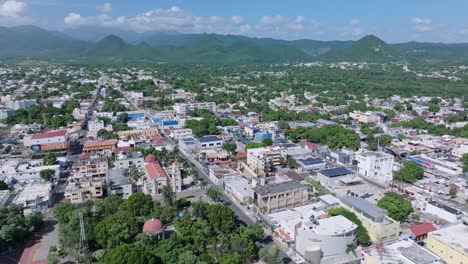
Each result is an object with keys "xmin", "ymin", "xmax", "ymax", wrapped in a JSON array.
[
  {"xmin": 377, "ymin": 192, "xmax": 413, "ymax": 222},
  {"xmin": 191, "ymin": 202, "xmax": 208, "ymax": 219},
  {"xmin": 123, "ymin": 164, "xmax": 144, "ymax": 182},
  {"xmin": 411, "ymin": 213, "xmax": 420, "ymax": 221},
  {"xmin": 449, "ymin": 187, "xmax": 458, "ymax": 198},
  {"xmin": 43, "ymin": 153, "xmax": 58, "ymax": 165},
  {"xmin": 206, "ymin": 188, "xmax": 222, "ymax": 202},
  {"xmin": 394, "ymin": 161, "xmax": 424, "ymax": 183},
  {"xmin": 262, "ymin": 138, "xmax": 273, "ymax": 146},
  {"xmin": 428, "ymin": 103, "xmax": 440, "ymax": 113},
  {"xmin": 120, "ymin": 193, "xmax": 154, "ymax": 218},
  {"xmin": 0, "ymin": 180, "xmax": 8, "ymax": 190},
  {"xmin": 104, "ymin": 243, "xmax": 160, "ymax": 264},
  {"xmin": 346, "ymin": 243, "xmax": 357, "ymax": 256},
  {"xmin": 222, "ymin": 142, "xmax": 237, "ymax": 154},
  {"xmin": 162, "ymin": 178, "xmax": 176, "ymax": 206},
  {"xmin": 95, "ymin": 211, "xmax": 141, "ymax": 249},
  {"xmin": 258, "ymin": 246, "xmax": 282, "ymax": 264},
  {"xmin": 40, "ymin": 169, "xmax": 55, "ymax": 181},
  {"xmin": 461, "ymin": 154, "xmax": 468, "ymax": 172},
  {"xmin": 207, "ymin": 204, "xmax": 236, "ymax": 234}
]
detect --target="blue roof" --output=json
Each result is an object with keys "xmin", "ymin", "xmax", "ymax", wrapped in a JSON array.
[{"xmin": 320, "ymin": 167, "xmax": 352, "ymax": 177}]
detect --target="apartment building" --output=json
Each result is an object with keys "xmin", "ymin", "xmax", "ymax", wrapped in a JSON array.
[
  {"xmin": 252, "ymin": 180, "xmax": 309, "ymax": 214},
  {"xmin": 173, "ymin": 102, "xmax": 216, "ymax": 116},
  {"xmin": 65, "ymin": 177, "xmax": 104, "ymax": 203},
  {"xmin": 114, "ymin": 151, "xmax": 144, "ymax": 170},
  {"xmin": 72, "ymin": 158, "xmax": 108, "ymax": 179},
  {"xmin": 247, "ymin": 146, "xmax": 283, "ymax": 176},
  {"xmin": 356, "ymin": 151, "xmax": 394, "ymax": 186}
]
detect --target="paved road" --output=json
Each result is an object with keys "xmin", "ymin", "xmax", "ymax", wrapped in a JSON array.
[{"xmin": 178, "ymin": 149, "xmax": 293, "ymax": 263}]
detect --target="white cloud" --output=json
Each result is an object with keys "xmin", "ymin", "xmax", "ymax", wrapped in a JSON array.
[
  {"xmin": 412, "ymin": 17, "xmax": 433, "ymax": 32},
  {"xmin": 0, "ymin": 0, "xmax": 27, "ymax": 17},
  {"xmin": 64, "ymin": 12, "xmax": 81, "ymax": 25},
  {"xmin": 255, "ymin": 15, "xmax": 308, "ymax": 35},
  {"xmin": 231, "ymin": 15, "xmax": 243, "ymax": 25},
  {"xmin": 97, "ymin": 2, "xmax": 112, "ymax": 14},
  {"xmin": 349, "ymin": 18, "xmax": 360, "ymax": 26}
]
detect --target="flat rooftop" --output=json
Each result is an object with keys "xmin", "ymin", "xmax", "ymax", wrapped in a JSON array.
[
  {"xmin": 314, "ymin": 215, "xmax": 357, "ymax": 236},
  {"xmin": 253, "ymin": 180, "xmax": 307, "ymax": 196},
  {"xmin": 429, "ymin": 224, "xmax": 468, "ymax": 254},
  {"xmin": 340, "ymin": 195, "xmax": 388, "ymax": 222},
  {"xmin": 364, "ymin": 239, "xmax": 444, "ymax": 264}
]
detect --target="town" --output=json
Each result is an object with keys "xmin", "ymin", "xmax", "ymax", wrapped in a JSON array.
[{"xmin": 0, "ymin": 64, "xmax": 466, "ymax": 264}]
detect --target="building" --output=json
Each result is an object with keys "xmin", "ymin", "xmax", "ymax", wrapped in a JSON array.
[
  {"xmin": 295, "ymin": 215, "xmax": 358, "ymax": 264},
  {"xmin": 72, "ymin": 158, "xmax": 108, "ymax": 179},
  {"xmin": 0, "ymin": 159, "xmax": 60, "ymax": 183},
  {"xmin": 363, "ymin": 238, "xmax": 444, "ymax": 264},
  {"xmin": 451, "ymin": 144, "xmax": 468, "ymax": 158},
  {"xmin": 356, "ymin": 151, "xmax": 394, "ymax": 186},
  {"xmin": 252, "ymin": 180, "xmax": 309, "ymax": 214},
  {"xmin": 409, "ymin": 223, "xmax": 437, "ymax": 242},
  {"xmin": 6, "ymin": 99, "xmax": 37, "ymax": 110},
  {"xmin": 143, "ymin": 159, "xmax": 182, "ymax": 195},
  {"xmin": 198, "ymin": 135, "xmax": 223, "ymax": 150},
  {"xmin": 169, "ymin": 128, "xmax": 193, "ymax": 140},
  {"xmin": 340, "ymin": 195, "xmax": 400, "ymax": 242},
  {"xmin": 117, "ymin": 127, "xmax": 159, "ymax": 139},
  {"xmin": 296, "ymin": 157, "xmax": 326, "ymax": 172},
  {"xmin": 173, "ymin": 102, "xmax": 216, "ymax": 116},
  {"xmin": 65, "ymin": 177, "xmax": 104, "ymax": 203},
  {"xmin": 83, "ymin": 139, "xmax": 117, "ymax": 152},
  {"xmin": 179, "ymin": 137, "xmax": 198, "ymax": 152},
  {"xmin": 224, "ymin": 177, "xmax": 252, "ymax": 205},
  {"xmin": 24, "ymin": 129, "xmax": 69, "ymax": 155},
  {"xmin": 207, "ymin": 165, "xmax": 241, "ymax": 185},
  {"xmin": 317, "ymin": 167, "xmax": 353, "ymax": 187},
  {"xmin": 255, "ymin": 131, "xmax": 273, "ymax": 141},
  {"xmin": 88, "ymin": 120, "xmax": 112, "ymax": 137},
  {"xmin": 107, "ymin": 168, "xmax": 134, "ymax": 199},
  {"xmin": 247, "ymin": 146, "xmax": 283, "ymax": 176},
  {"xmin": 416, "ymin": 199, "xmax": 464, "ymax": 223},
  {"xmin": 349, "ymin": 111, "xmax": 378, "ymax": 124},
  {"xmin": 427, "ymin": 224, "xmax": 468, "ymax": 264},
  {"xmin": 12, "ymin": 182, "xmax": 52, "ymax": 210},
  {"xmin": 114, "ymin": 151, "xmax": 144, "ymax": 170},
  {"xmin": 203, "ymin": 149, "xmax": 231, "ymax": 165},
  {"xmin": 289, "ymin": 120, "xmax": 315, "ymax": 129}
]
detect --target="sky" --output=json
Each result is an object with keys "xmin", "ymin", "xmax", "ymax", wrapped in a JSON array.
[{"xmin": 1, "ymin": 0, "xmax": 468, "ymax": 43}]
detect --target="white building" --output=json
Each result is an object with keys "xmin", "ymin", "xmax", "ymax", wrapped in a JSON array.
[
  {"xmin": 12, "ymin": 182, "xmax": 52, "ymax": 210},
  {"xmin": 173, "ymin": 102, "xmax": 216, "ymax": 116},
  {"xmin": 0, "ymin": 159, "xmax": 60, "ymax": 183},
  {"xmin": 224, "ymin": 177, "xmax": 252, "ymax": 205},
  {"xmin": 451, "ymin": 144, "xmax": 468, "ymax": 158},
  {"xmin": 356, "ymin": 151, "xmax": 394, "ymax": 186},
  {"xmin": 169, "ymin": 128, "xmax": 193, "ymax": 140},
  {"xmin": 415, "ymin": 199, "xmax": 464, "ymax": 223},
  {"xmin": 6, "ymin": 99, "xmax": 37, "ymax": 110},
  {"xmin": 198, "ymin": 135, "xmax": 223, "ymax": 150},
  {"xmin": 247, "ymin": 146, "xmax": 283, "ymax": 176},
  {"xmin": 114, "ymin": 151, "xmax": 145, "ymax": 170}
]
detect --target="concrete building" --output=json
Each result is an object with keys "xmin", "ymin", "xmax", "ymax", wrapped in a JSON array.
[
  {"xmin": 107, "ymin": 168, "xmax": 134, "ymax": 199},
  {"xmin": 207, "ymin": 165, "xmax": 241, "ymax": 185},
  {"xmin": 65, "ymin": 178, "xmax": 104, "ymax": 203},
  {"xmin": 72, "ymin": 158, "xmax": 108, "ymax": 179},
  {"xmin": 143, "ymin": 159, "xmax": 183, "ymax": 195},
  {"xmin": 13, "ymin": 182, "xmax": 52, "ymax": 210},
  {"xmin": 83, "ymin": 139, "xmax": 117, "ymax": 152},
  {"xmin": 198, "ymin": 135, "xmax": 223, "ymax": 150},
  {"xmin": 6, "ymin": 99, "xmax": 37, "ymax": 110},
  {"xmin": 0, "ymin": 159, "xmax": 60, "ymax": 183},
  {"xmin": 114, "ymin": 151, "xmax": 144, "ymax": 170},
  {"xmin": 356, "ymin": 151, "xmax": 394, "ymax": 186},
  {"xmin": 173, "ymin": 102, "xmax": 216, "ymax": 116},
  {"xmin": 340, "ymin": 195, "xmax": 400, "ymax": 242},
  {"xmin": 24, "ymin": 129, "xmax": 69, "ymax": 155},
  {"xmin": 349, "ymin": 111, "xmax": 378, "ymax": 124},
  {"xmin": 247, "ymin": 146, "xmax": 283, "ymax": 176},
  {"xmin": 427, "ymin": 224, "xmax": 468, "ymax": 264},
  {"xmin": 178, "ymin": 137, "xmax": 198, "ymax": 153},
  {"xmin": 88, "ymin": 119, "xmax": 112, "ymax": 137},
  {"xmin": 252, "ymin": 180, "xmax": 309, "ymax": 214},
  {"xmin": 169, "ymin": 128, "xmax": 193, "ymax": 140},
  {"xmin": 451, "ymin": 144, "xmax": 468, "ymax": 158},
  {"xmin": 416, "ymin": 199, "xmax": 464, "ymax": 223},
  {"xmin": 224, "ymin": 177, "xmax": 252, "ymax": 205},
  {"xmin": 296, "ymin": 157, "xmax": 326, "ymax": 172},
  {"xmin": 363, "ymin": 239, "xmax": 444, "ymax": 264}
]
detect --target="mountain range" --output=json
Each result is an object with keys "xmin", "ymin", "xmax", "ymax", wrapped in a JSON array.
[{"xmin": 3, "ymin": 25, "xmax": 468, "ymax": 65}]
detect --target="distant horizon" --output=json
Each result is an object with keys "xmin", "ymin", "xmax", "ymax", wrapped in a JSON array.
[
  {"xmin": 1, "ymin": 0, "xmax": 468, "ymax": 43},
  {"xmin": 5, "ymin": 24, "xmax": 468, "ymax": 45}
]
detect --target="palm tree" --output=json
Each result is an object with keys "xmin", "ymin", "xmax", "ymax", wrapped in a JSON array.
[
  {"xmin": 124, "ymin": 164, "xmax": 144, "ymax": 183},
  {"xmin": 162, "ymin": 177, "xmax": 175, "ymax": 206},
  {"xmin": 199, "ymin": 180, "xmax": 208, "ymax": 190},
  {"xmin": 345, "ymin": 243, "xmax": 357, "ymax": 256}
]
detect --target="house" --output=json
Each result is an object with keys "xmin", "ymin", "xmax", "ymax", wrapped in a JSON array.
[
  {"xmin": 13, "ymin": 182, "xmax": 52, "ymax": 210},
  {"xmin": 409, "ymin": 223, "xmax": 437, "ymax": 242}
]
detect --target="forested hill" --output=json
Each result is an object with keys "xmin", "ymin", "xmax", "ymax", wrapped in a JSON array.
[{"xmin": 3, "ymin": 25, "xmax": 468, "ymax": 65}]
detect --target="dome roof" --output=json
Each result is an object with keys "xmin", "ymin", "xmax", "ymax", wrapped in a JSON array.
[
  {"xmin": 143, "ymin": 218, "xmax": 163, "ymax": 233},
  {"xmin": 144, "ymin": 154, "xmax": 156, "ymax": 163}
]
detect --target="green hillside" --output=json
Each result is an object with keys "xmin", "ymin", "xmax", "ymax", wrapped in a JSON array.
[{"xmin": 320, "ymin": 35, "xmax": 404, "ymax": 63}]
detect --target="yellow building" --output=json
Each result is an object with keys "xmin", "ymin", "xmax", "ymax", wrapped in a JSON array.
[
  {"xmin": 340, "ymin": 196, "xmax": 400, "ymax": 242},
  {"xmin": 349, "ymin": 111, "xmax": 378, "ymax": 124},
  {"xmin": 427, "ymin": 224, "xmax": 468, "ymax": 264}
]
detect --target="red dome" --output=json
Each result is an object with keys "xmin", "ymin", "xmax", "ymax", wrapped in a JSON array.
[
  {"xmin": 144, "ymin": 154, "xmax": 157, "ymax": 163},
  {"xmin": 143, "ymin": 218, "xmax": 163, "ymax": 233}
]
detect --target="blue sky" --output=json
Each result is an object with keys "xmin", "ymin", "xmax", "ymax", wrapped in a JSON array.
[{"xmin": 1, "ymin": 0, "xmax": 468, "ymax": 42}]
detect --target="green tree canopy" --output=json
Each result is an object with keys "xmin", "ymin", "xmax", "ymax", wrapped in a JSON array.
[
  {"xmin": 394, "ymin": 161, "xmax": 424, "ymax": 183},
  {"xmin": 377, "ymin": 192, "xmax": 413, "ymax": 222}
]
